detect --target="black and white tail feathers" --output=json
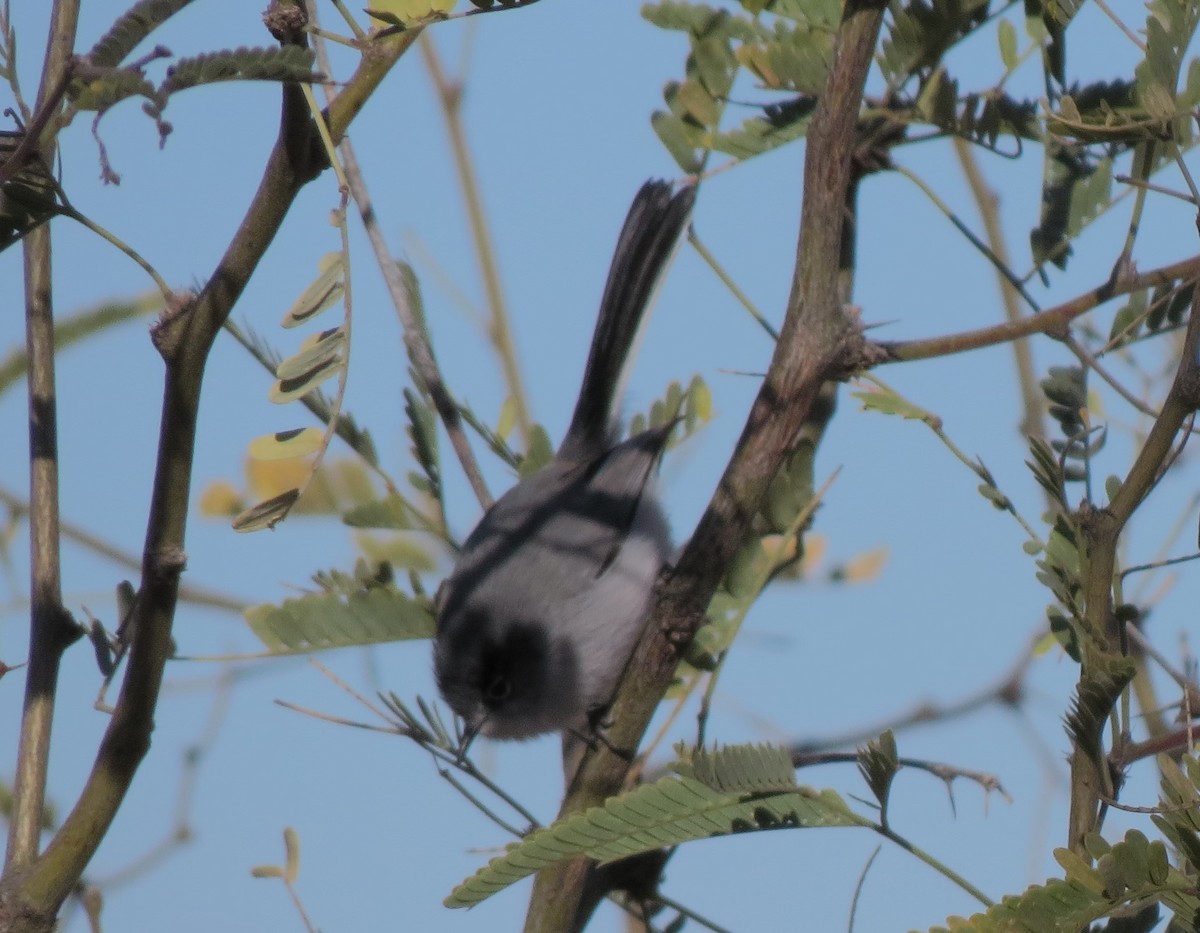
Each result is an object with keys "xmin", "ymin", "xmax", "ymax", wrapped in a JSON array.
[{"xmin": 559, "ymin": 181, "xmax": 696, "ymax": 462}]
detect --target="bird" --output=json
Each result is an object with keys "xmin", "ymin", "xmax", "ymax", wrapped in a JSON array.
[{"xmin": 433, "ymin": 180, "xmax": 696, "ymax": 743}]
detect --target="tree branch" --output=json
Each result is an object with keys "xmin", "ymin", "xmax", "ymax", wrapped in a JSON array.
[
  {"xmin": 521, "ymin": 3, "xmax": 887, "ymax": 930},
  {"xmin": 1, "ymin": 12, "xmax": 422, "ymax": 926},
  {"xmin": 881, "ymin": 255, "xmax": 1200, "ymax": 363},
  {"xmin": 4, "ymin": 0, "xmax": 81, "ymax": 886},
  {"xmin": 1067, "ymin": 273, "xmax": 1200, "ymax": 852}
]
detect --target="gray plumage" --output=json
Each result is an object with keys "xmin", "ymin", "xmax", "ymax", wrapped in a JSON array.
[{"xmin": 433, "ymin": 180, "xmax": 695, "ymax": 740}]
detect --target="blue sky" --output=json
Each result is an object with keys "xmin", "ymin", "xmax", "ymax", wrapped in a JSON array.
[{"xmin": 4, "ymin": 2, "xmax": 1200, "ymax": 931}]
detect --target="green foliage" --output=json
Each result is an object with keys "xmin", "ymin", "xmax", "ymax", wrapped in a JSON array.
[
  {"xmin": 927, "ymin": 829, "xmax": 1186, "ymax": 931},
  {"xmin": 1035, "ymin": 511, "xmax": 1086, "ymax": 660},
  {"xmin": 1134, "ymin": 0, "xmax": 1200, "ymax": 133},
  {"xmin": 930, "ymin": 761, "xmax": 1200, "ymax": 933},
  {"xmin": 515, "ymin": 424, "xmax": 554, "ymax": 478},
  {"xmin": 159, "ymin": 45, "xmax": 320, "ymax": 96},
  {"xmin": 879, "ymin": 0, "xmax": 990, "ymax": 86},
  {"xmin": 684, "ymin": 742, "xmax": 798, "ymax": 794},
  {"xmin": 69, "ymin": 67, "xmax": 157, "ymax": 114},
  {"xmin": 857, "ymin": 730, "xmax": 899, "ymax": 818},
  {"xmin": 627, "ymin": 374, "xmax": 712, "ymax": 443},
  {"xmin": 232, "ymin": 322, "xmax": 382, "ymax": 473},
  {"xmin": 446, "ymin": 743, "xmax": 860, "ymax": 908},
  {"xmin": 1026, "ymin": 435, "xmax": 1070, "ymax": 509},
  {"xmin": 86, "ymin": 0, "xmax": 196, "ymax": 68},
  {"xmin": 455, "ymin": 401, "xmax": 521, "ymax": 470},
  {"xmin": 70, "ymin": 44, "xmax": 320, "ymax": 152},
  {"xmin": 1153, "ymin": 755, "xmax": 1200, "ymax": 885},
  {"xmin": 914, "ymin": 72, "xmax": 1040, "ymax": 151},
  {"xmin": 233, "ymin": 250, "xmax": 352, "ymax": 533},
  {"xmin": 1109, "ymin": 279, "xmax": 1194, "ymax": 347},
  {"xmin": 644, "ymin": 0, "xmax": 836, "ymax": 169},
  {"xmin": 1040, "ymin": 365, "xmax": 1086, "ymax": 444},
  {"xmin": 245, "ymin": 564, "xmax": 435, "ymax": 653},
  {"xmin": 404, "ymin": 388, "xmax": 441, "ymax": 501},
  {"xmin": 1063, "ymin": 658, "xmax": 1135, "ymax": 765}
]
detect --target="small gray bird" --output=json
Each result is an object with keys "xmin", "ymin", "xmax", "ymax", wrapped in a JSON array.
[{"xmin": 433, "ymin": 180, "xmax": 696, "ymax": 741}]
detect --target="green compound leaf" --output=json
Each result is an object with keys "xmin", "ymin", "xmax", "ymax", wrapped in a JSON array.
[
  {"xmin": 69, "ymin": 68, "xmax": 157, "ymax": 113},
  {"xmin": 879, "ymin": 0, "xmax": 990, "ymax": 85},
  {"xmin": 87, "ymin": 0, "xmax": 195, "ymax": 67},
  {"xmin": 246, "ymin": 583, "xmax": 434, "ymax": 653},
  {"xmin": 927, "ymin": 829, "xmax": 1193, "ymax": 932},
  {"xmin": 686, "ymin": 742, "xmax": 798, "ymax": 795},
  {"xmin": 160, "ymin": 45, "xmax": 320, "ymax": 96},
  {"xmin": 446, "ymin": 770, "xmax": 859, "ymax": 908}
]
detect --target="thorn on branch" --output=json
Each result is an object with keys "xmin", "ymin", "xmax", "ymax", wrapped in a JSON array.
[{"xmin": 150, "ymin": 291, "xmax": 196, "ymax": 360}]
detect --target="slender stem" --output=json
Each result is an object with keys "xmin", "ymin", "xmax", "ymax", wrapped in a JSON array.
[
  {"xmin": 886, "ymin": 255, "xmax": 1200, "ymax": 363},
  {"xmin": 651, "ymin": 892, "xmax": 736, "ymax": 933},
  {"xmin": 305, "ymin": 1, "xmax": 492, "ymax": 510},
  {"xmin": 4, "ymin": 0, "xmax": 80, "ymax": 878},
  {"xmin": 54, "ymin": 203, "xmax": 173, "ymax": 301},
  {"xmin": 876, "ymin": 826, "xmax": 993, "ymax": 907},
  {"xmin": 420, "ymin": 34, "xmax": 533, "ymax": 446},
  {"xmin": 1063, "ymin": 333, "xmax": 1159, "ymax": 420},
  {"xmin": 952, "ymin": 138, "xmax": 1044, "ymax": 442},
  {"xmin": 688, "ymin": 229, "xmax": 779, "ymax": 341},
  {"xmin": 894, "ymin": 164, "xmax": 1040, "ymax": 313},
  {"xmin": 0, "ymin": 484, "xmax": 247, "ymax": 613},
  {"xmin": 340, "ymin": 131, "xmax": 492, "ymax": 509}
]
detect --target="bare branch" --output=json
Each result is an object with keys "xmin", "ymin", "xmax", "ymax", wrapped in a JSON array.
[
  {"xmin": 4, "ymin": 0, "xmax": 81, "ymax": 887},
  {"xmin": 522, "ymin": 3, "xmax": 888, "ymax": 929}
]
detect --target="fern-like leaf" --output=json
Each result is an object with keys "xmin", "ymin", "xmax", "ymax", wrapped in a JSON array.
[
  {"xmin": 446, "ymin": 774, "xmax": 859, "ymax": 908},
  {"xmin": 857, "ymin": 730, "xmax": 899, "ymax": 818},
  {"xmin": 1135, "ymin": 0, "xmax": 1200, "ymax": 135},
  {"xmin": 87, "ymin": 0, "xmax": 195, "ymax": 67},
  {"xmin": 734, "ymin": 18, "xmax": 833, "ymax": 94},
  {"xmin": 1064, "ymin": 658, "xmax": 1136, "ymax": 766},
  {"xmin": 709, "ymin": 96, "xmax": 818, "ymax": 159},
  {"xmin": 69, "ymin": 68, "xmax": 157, "ymax": 113},
  {"xmin": 160, "ymin": 45, "xmax": 319, "ymax": 96},
  {"xmin": 687, "ymin": 742, "xmax": 798, "ymax": 794},
  {"xmin": 929, "ymin": 829, "xmax": 1190, "ymax": 932},
  {"xmin": 246, "ymin": 583, "xmax": 434, "ymax": 653},
  {"xmin": 879, "ymin": 0, "xmax": 991, "ymax": 86}
]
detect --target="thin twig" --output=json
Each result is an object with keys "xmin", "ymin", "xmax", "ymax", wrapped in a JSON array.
[
  {"xmin": 305, "ymin": 2, "xmax": 492, "ymax": 510},
  {"xmin": 791, "ymin": 750, "xmax": 1012, "ymax": 803},
  {"xmin": 651, "ymin": 891, "xmax": 736, "ymax": 933},
  {"xmin": 847, "ymin": 845, "xmax": 881, "ymax": 933},
  {"xmin": 952, "ymin": 137, "xmax": 1044, "ymax": 442},
  {"xmin": 421, "ymin": 34, "xmax": 532, "ymax": 445},
  {"xmin": 0, "ymin": 484, "xmax": 247, "ymax": 614},
  {"xmin": 688, "ymin": 228, "xmax": 779, "ymax": 341},
  {"xmin": 790, "ymin": 641, "xmax": 1032, "ymax": 757},
  {"xmin": 894, "ymin": 163, "xmax": 1041, "ymax": 313},
  {"xmin": 885, "ymin": 255, "xmax": 1200, "ymax": 363},
  {"xmin": 1124, "ymin": 622, "xmax": 1200, "ymax": 712}
]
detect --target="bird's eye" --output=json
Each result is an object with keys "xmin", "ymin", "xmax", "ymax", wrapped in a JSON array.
[{"xmin": 484, "ymin": 674, "xmax": 511, "ymax": 704}]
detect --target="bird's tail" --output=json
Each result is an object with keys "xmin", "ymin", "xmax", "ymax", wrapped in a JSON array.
[{"xmin": 559, "ymin": 180, "xmax": 696, "ymax": 461}]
